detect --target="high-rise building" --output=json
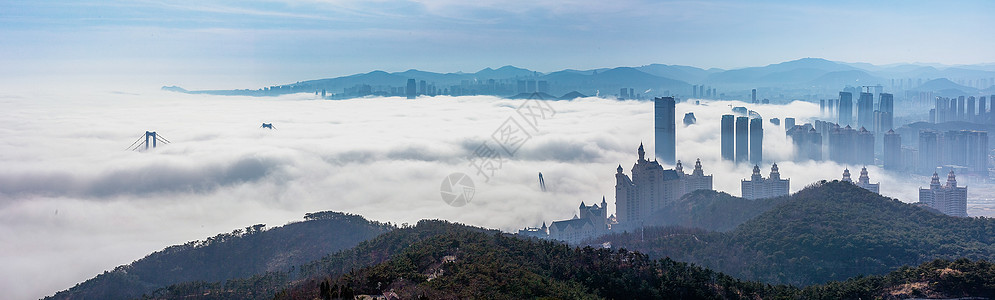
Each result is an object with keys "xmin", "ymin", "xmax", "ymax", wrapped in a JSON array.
[
  {"xmin": 957, "ymin": 96, "xmax": 966, "ymax": 121},
  {"xmin": 784, "ymin": 117, "xmax": 796, "ymax": 133},
  {"xmin": 918, "ymin": 130, "xmax": 939, "ymax": 173},
  {"xmin": 878, "ymin": 93, "xmax": 894, "ymax": 131},
  {"xmin": 883, "ymin": 129, "xmax": 902, "ymax": 170},
  {"xmin": 820, "ymin": 99, "xmax": 826, "ymax": 116},
  {"xmin": 838, "ymin": 92, "xmax": 853, "ymax": 127},
  {"xmin": 405, "ymin": 79, "xmax": 417, "ymax": 99},
  {"xmin": 619, "ymin": 88, "xmax": 628, "ymax": 100},
  {"xmin": 980, "ymin": 96, "xmax": 987, "ymax": 124},
  {"xmin": 721, "ymin": 115, "xmax": 734, "ymax": 161},
  {"xmin": 752, "ymin": 89, "xmax": 757, "ymax": 103},
  {"xmin": 741, "ymin": 164, "xmax": 790, "ymax": 200},
  {"xmin": 788, "ymin": 124, "xmax": 822, "ymax": 161},
  {"xmin": 615, "ymin": 144, "xmax": 713, "ymax": 230},
  {"xmin": 919, "ymin": 170, "xmax": 968, "ymax": 217},
  {"xmin": 419, "ymin": 80, "xmax": 427, "ymax": 95},
  {"xmin": 735, "ymin": 116, "xmax": 749, "ymax": 163},
  {"xmin": 968, "ymin": 96, "xmax": 977, "ymax": 122},
  {"xmin": 655, "ymin": 97, "xmax": 676, "ymax": 165},
  {"xmin": 829, "ymin": 125, "xmax": 857, "ymax": 165},
  {"xmin": 692, "ymin": 85, "xmax": 698, "ymax": 98},
  {"xmin": 750, "ymin": 118, "xmax": 763, "ymax": 164},
  {"xmin": 857, "ymin": 92, "xmax": 874, "ymax": 130},
  {"xmin": 856, "ymin": 126, "xmax": 874, "ymax": 165}
]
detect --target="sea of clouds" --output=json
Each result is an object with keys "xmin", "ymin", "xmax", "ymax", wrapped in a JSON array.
[{"xmin": 1, "ymin": 90, "xmax": 991, "ymax": 299}]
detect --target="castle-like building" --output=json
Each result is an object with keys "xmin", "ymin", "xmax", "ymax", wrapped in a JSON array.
[
  {"xmin": 741, "ymin": 164, "xmax": 790, "ymax": 200},
  {"xmin": 919, "ymin": 170, "xmax": 968, "ymax": 217},
  {"xmin": 517, "ymin": 197, "xmax": 612, "ymax": 244},
  {"xmin": 842, "ymin": 167, "xmax": 879, "ymax": 194},
  {"xmin": 615, "ymin": 143, "xmax": 713, "ymax": 230}
]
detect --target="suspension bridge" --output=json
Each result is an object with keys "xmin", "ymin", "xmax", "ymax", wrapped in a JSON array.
[{"xmin": 126, "ymin": 131, "xmax": 171, "ymax": 151}]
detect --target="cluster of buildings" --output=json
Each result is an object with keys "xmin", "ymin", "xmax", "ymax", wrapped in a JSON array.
[
  {"xmin": 930, "ymin": 96, "xmax": 994, "ymax": 124},
  {"xmin": 520, "ymin": 144, "xmax": 793, "ymax": 243},
  {"xmin": 842, "ymin": 167, "xmax": 880, "ymax": 194},
  {"xmin": 720, "ymin": 113, "xmax": 764, "ymax": 164}
]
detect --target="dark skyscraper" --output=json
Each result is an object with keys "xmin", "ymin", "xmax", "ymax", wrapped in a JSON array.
[
  {"xmin": 968, "ymin": 96, "xmax": 976, "ymax": 122},
  {"xmin": 857, "ymin": 92, "xmax": 874, "ymax": 130},
  {"xmin": 919, "ymin": 130, "xmax": 939, "ymax": 173},
  {"xmin": 752, "ymin": 89, "xmax": 757, "ymax": 103},
  {"xmin": 750, "ymin": 118, "xmax": 763, "ymax": 164},
  {"xmin": 405, "ymin": 79, "xmax": 417, "ymax": 99},
  {"xmin": 654, "ymin": 97, "xmax": 676, "ymax": 165},
  {"xmin": 884, "ymin": 129, "xmax": 901, "ymax": 170},
  {"xmin": 979, "ymin": 96, "xmax": 987, "ymax": 124},
  {"xmin": 838, "ymin": 92, "xmax": 853, "ymax": 127},
  {"xmin": 736, "ymin": 116, "xmax": 749, "ymax": 163},
  {"xmin": 721, "ymin": 115, "xmax": 734, "ymax": 161},
  {"xmin": 878, "ymin": 93, "xmax": 894, "ymax": 131},
  {"xmin": 957, "ymin": 96, "xmax": 965, "ymax": 121}
]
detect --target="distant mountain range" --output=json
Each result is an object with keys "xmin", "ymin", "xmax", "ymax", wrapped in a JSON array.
[{"xmin": 165, "ymin": 58, "xmax": 995, "ymax": 100}]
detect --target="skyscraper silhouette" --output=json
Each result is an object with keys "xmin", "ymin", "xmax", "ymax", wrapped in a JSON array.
[
  {"xmin": 857, "ymin": 92, "xmax": 873, "ymax": 130},
  {"xmin": 721, "ymin": 115, "xmax": 734, "ymax": 161},
  {"xmin": 655, "ymin": 97, "xmax": 676, "ymax": 165},
  {"xmin": 883, "ymin": 129, "xmax": 901, "ymax": 170},
  {"xmin": 405, "ymin": 79, "xmax": 416, "ymax": 99},
  {"xmin": 750, "ymin": 117, "xmax": 763, "ymax": 164},
  {"xmin": 838, "ymin": 92, "xmax": 853, "ymax": 127},
  {"xmin": 735, "ymin": 116, "xmax": 749, "ymax": 163}
]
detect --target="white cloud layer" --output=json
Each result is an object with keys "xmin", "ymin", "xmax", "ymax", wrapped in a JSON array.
[{"xmin": 1, "ymin": 90, "xmax": 993, "ymax": 299}]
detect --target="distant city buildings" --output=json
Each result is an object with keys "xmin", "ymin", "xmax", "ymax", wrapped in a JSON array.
[
  {"xmin": 919, "ymin": 170, "xmax": 968, "ymax": 217},
  {"xmin": 917, "ymin": 130, "xmax": 988, "ymax": 175},
  {"xmin": 721, "ymin": 115, "xmax": 734, "ymax": 161},
  {"xmin": 838, "ymin": 92, "xmax": 853, "ymax": 127},
  {"xmin": 741, "ymin": 164, "xmax": 790, "ymax": 200}
]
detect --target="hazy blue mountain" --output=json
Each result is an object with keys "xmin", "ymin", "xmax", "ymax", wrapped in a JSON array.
[
  {"xmin": 635, "ymin": 64, "xmax": 718, "ymax": 83},
  {"xmin": 913, "ymin": 78, "xmax": 979, "ymax": 96},
  {"xmin": 808, "ymin": 69, "xmax": 887, "ymax": 87},
  {"xmin": 473, "ymin": 65, "xmax": 538, "ymax": 78},
  {"xmin": 704, "ymin": 58, "xmax": 858, "ymax": 87}
]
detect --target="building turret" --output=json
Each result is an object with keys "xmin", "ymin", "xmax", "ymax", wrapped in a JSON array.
[
  {"xmin": 675, "ymin": 160, "xmax": 684, "ymax": 174},
  {"xmin": 842, "ymin": 168, "xmax": 852, "ymax": 182},
  {"xmin": 858, "ymin": 167, "xmax": 870, "ymax": 185},
  {"xmin": 930, "ymin": 172, "xmax": 941, "ymax": 189},
  {"xmin": 617, "ymin": 164, "xmax": 623, "ymax": 174},
  {"xmin": 692, "ymin": 158, "xmax": 704, "ymax": 176},
  {"xmin": 752, "ymin": 165, "xmax": 762, "ymax": 181},
  {"xmin": 947, "ymin": 170, "xmax": 957, "ymax": 187},
  {"xmin": 769, "ymin": 163, "xmax": 781, "ymax": 180},
  {"xmin": 637, "ymin": 143, "xmax": 646, "ymax": 162}
]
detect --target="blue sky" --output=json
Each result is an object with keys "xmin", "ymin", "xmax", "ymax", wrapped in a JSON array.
[{"xmin": 1, "ymin": 0, "xmax": 993, "ymax": 89}]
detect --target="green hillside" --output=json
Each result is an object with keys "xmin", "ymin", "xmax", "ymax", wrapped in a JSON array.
[
  {"xmin": 595, "ymin": 180, "xmax": 995, "ymax": 286},
  {"xmin": 46, "ymin": 211, "xmax": 393, "ymax": 300}
]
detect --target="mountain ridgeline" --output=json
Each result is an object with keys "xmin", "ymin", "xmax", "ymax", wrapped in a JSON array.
[
  {"xmin": 593, "ymin": 180, "xmax": 995, "ymax": 287},
  {"xmin": 45, "ymin": 211, "xmax": 394, "ymax": 300},
  {"xmin": 48, "ymin": 182, "xmax": 995, "ymax": 299},
  {"xmin": 165, "ymin": 58, "xmax": 995, "ymax": 99}
]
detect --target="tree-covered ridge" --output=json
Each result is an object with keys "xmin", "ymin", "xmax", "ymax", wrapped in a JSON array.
[
  {"xmin": 799, "ymin": 258, "xmax": 995, "ymax": 299},
  {"xmin": 142, "ymin": 220, "xmax": 499, "ymax": 299},
  {"xmin": 275, "ymin": 221, "xmax": 797, "ymax": 300},
  {"xmin": 594, "ymin": 180, "xmax": 995, "ymax": 286},
  {"xmin": 645, "ymin": 189, "xmax": 790, "ymax": 232},
  {"xmin": 47, "ymin": 211, "xmax": 393, "ymax": 300}
]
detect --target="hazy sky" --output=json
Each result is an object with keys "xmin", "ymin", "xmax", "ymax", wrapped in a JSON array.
[{"xmin": 2, "ymin": 0, "xmax": 994, "ymax": 90}]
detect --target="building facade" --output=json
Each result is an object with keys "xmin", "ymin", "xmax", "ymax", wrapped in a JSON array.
[
  {"xmin": 615, "ymin": 144, "xmax": 713, "ymax": 230},
  {"xmin": 741, "ymin": 164, "xmax": 790, "ymax": 200},
  {"xmin": 919, "ymin": 170, "xmax": 968, "ymax": 217}
]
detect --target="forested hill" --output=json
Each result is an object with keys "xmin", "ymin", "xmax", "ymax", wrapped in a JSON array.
[
  {"xmin": 594, "ymin": 180, "xmax": 995, "ymax": 286},
  {"xmin": 46, "ymin": 211, "xmax": 394, "ymax": 300}
]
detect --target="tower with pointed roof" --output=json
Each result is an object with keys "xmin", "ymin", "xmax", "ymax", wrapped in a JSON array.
[{"xmin": 615, "ymin": 145, "xmax": 712, "ymax": 230}]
